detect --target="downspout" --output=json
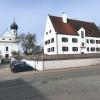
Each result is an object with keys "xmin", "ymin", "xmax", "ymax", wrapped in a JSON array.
[{"xmin": 56, "ymin": 33, "xmax": 58, "ymax": 54}]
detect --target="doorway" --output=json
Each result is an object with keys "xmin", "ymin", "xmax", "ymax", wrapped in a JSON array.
[{"xmin": 5, "ymin": 54, "xmax": 9, "ymax": 58}]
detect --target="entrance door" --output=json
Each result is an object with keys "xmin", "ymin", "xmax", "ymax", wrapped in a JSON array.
[{"xmin": 5, "ymin": 54, "xmax": 9, "ymax": 58}]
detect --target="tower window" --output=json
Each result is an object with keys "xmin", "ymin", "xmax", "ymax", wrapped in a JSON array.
[
  {"xmin": 2, "ymin": 38, "xmax": 5, "ymax": 40},
  {"xmin": 6, "ymin": 47, "xmax": 8, "ymax": 51}
]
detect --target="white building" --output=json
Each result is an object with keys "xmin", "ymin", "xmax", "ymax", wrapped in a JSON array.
[
  {"xmin": 0, "ymin": 21, "xmax": 20, "ymax": 58},
  {"xmin": 44, "ymin": 14, "xmax": 100, "ymax": 55}
]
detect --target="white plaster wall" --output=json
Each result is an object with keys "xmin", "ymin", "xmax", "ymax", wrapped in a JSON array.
[
  {"xmin": 22, "ymin": 58, "xmax": 100, "ymax": 71},
  {"xmin": 44, "ymin": 16, "xmax": 57, "ymax": 55},
  {"xmin": 85, "ymin": 37, "xmax": 100, "ymax": 53},
  {"xmin": 44, "ymin": 58, "xmax": 100, "ymax": 70},
  {"xmin": 0, "ymin": 42, "xmax": 19, "ymax": 58},
  {"xmin": 57, "ymin": 34, "xmax": 80, "ymax": 54},
  {"xmin": 22, "ymin": 59, "xmax": 43, "ymax": 71},
  {"xmin": 44, "ymin": 16, "xmax": 100, "ymax": 55}
]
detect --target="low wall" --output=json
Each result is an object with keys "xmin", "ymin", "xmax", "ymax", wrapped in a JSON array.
[
  {"xmin": 43, "ymin": 58, "xmax": 100, "ymax": 70},
  {"xmin": 22, "ymin": 58, "xmax": 100, "ymax": 71},
  {"xmin": 22, "ymin": 59, "xmax": 43, "ymax": 70}
]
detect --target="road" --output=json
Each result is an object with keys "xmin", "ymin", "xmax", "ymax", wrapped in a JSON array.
[{"xmin": 0, "ymin": 65, "xmax": 100, "ymax": 100}]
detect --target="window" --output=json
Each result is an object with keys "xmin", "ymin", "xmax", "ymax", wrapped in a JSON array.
[
  {"xmin": 51, "ymin": 47, "xmax": 54, "ymax": 52},
  {"xmin": 47, "ymin": 40, "xmax": 50, "ymax": 44},
  {"xmin": 96, "ymin": 48, "xmax": 100, "ymax": 51},
  {"xmin": 72, "ymin": 47, "xmax": 78, "ymax": 51},
  {"xmin": 6, "ymin": 47, "xmax": 8, "ymax": 51},
  {"xmin": 87, "ymin": 39, "xmax": 89, "ymax": 43},
  {"xmin": 46, "ymin": 32, "xmax": 48, "ymax": 35},
  {"xmin": 72, "ymin": 38, "xmax": 78, "ymax": 43},
  {"xmin": 96, "ymin": 40, "xmax": 100, "ymax": 44},
  {"xmin": 62, "ymin": 47, "xmax": 68, "ymax": 51},
  {"xmin": 87, "ymin": 47, "xmax": 89, "ymax": 51},
  {"xmin": 81, "ymin": 31, "xmax": 84, "ymax": 38},
  {"xmin": 2, "ymin": 38, "xmax": 5, "ymax": 40},
  {"xmin": 82, "ymin": 43, "xmax": 84, "ymax": 46},
  {"xmin": 47, "ymin": 48, "xmax": 50, "ymax": 52},
  {"xmin": 62, "ymin": 37, "xmax": 68, "ymax": 42},
  {"xmin": 90, "ymin": 39, "xmax": 95, "ymax": 44},
  {"xmin": 91, "ymin": 47, "xmax": 95, "ymax": 52},
  {"xmin": 45, "ymin": 41, "xmax": 47, "ymax": 45},
  {"xmin": 49, "ymin": 30, "xmax": 51, "ymax": 33},
  {"xmin": 51, "ymin": 38, "xmax": 54, "ymax": 43},
  {"xmin": 9, "ymin": 39, "xmax": 11, "ymax": 40}
]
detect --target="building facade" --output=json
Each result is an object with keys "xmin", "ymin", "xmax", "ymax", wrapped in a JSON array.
[
  {"xmin": 44, "ymin": 14, "xmax": 100, "ymax": 55},
  {"xmin": 0, "ymin": 21, "xmax": 20, "ymax": 58}
]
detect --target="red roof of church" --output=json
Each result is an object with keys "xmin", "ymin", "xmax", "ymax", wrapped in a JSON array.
[{"xmin": 49, "ymin": 15, "xmax": 100, "ymax": 37}]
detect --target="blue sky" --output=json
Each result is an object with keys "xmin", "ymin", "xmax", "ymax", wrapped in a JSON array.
[{"xmin": 0, "ymin": 0, "xmax": 100, "ymax": 45}]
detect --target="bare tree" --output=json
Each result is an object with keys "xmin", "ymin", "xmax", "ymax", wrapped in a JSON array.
[{"xmin": 19, "ymin": 33, "xmax": 36, "ymax": 54}]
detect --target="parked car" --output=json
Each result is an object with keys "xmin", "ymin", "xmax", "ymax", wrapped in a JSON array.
[{"xmin": 10, "ymin": 61, "xmax": 33, "ymax": 73}]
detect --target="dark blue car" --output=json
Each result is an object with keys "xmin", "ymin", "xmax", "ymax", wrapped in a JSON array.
[{"xmin": 10, "ymin": 61, "xmax": 33, "ymax": 73}]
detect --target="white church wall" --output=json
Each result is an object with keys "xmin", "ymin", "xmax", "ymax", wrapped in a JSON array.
[{"xmin": 0, "ymin": 21, "xmax": 20, "ymax": 58}]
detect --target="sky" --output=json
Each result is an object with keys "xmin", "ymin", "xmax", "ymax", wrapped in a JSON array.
[{"xmin": 0, "ymin": 0, "xmax": 100, "ymax": 45}]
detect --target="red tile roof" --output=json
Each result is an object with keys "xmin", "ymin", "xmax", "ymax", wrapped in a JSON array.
[{"xmin": 49, "ymin": 15, "xmax": 100, "ymax": 37}]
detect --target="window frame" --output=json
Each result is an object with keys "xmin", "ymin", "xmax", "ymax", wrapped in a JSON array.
[
  {"xmin": 72, "ymin": 47, "xmax": 78, "ymax": 51},
  {"xmin": 51, "ymin": 38, "xmax": 54, "ymax": 43},
  {"xmin": 90, "ymin": 39, "xmax": 95, "ymax": 44},
  {"xmin": 62, "ymin": 47, "xmax": 68, "ymax": 51},
  {"xmin": 81, "ymin": 31, "xmax": 84, "ymax": 38},
  {"xmin": 87, "ymin": 47, "xmax": 89, "ymax": 51},
  {"xmin": 6, "ymin": 47, "xmax": 8, "ymax": 51},
  {"xmin": 91, "ymin": 47, "xmax": 95, "ymax": 52},
  {"xmin": 47, "ymin": 48, "xmax": 50, "ymax": 52},
  {"xmin": 72, "ymin": 38, "xmax": 78, "ymax": 43},
  {"xmin": 62, "ymin": 37, "xmax": 68, "ymax": 42},
  {"xmin": 51, "ymin": 47, "xmax": 54, "ymax": 52}
]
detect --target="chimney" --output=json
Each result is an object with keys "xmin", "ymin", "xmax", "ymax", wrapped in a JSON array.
[{"xmin": 62, "ymin": 13, "xmax": 67, "ymax": 23}]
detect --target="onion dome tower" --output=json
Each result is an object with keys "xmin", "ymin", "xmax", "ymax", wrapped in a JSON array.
[{"xmin": 10, "ymin": 20, "xmax": 18, "ymax": 38}]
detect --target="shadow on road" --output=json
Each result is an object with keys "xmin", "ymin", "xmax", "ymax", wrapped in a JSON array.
[{"xmin": 0, "ymin": 78, "xmax": 48, "ymax": 100}]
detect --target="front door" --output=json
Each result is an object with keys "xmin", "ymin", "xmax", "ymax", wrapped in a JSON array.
[{"xmin": 5, "ymin": 54, "xmax": 9, "ymax": 58}]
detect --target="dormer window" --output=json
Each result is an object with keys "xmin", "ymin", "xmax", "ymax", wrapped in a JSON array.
[{"xmin": 81, "ymin": 31, "xmax": 84, "ymax": 38}]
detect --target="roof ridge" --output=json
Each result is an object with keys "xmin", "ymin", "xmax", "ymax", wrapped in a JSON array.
[{"xmin": 49, "ymin": 14, "xmax": 94, "ymax": 24}]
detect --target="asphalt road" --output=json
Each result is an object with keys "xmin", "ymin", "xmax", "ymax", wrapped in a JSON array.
[{"xmin": 0, "ymin": 65, "xmax": 100, "ymax": 100}]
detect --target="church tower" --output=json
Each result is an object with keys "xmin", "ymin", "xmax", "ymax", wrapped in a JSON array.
[{"xmin": 10, "ymin": 21, "xmax": 18, "ymax": 38}]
